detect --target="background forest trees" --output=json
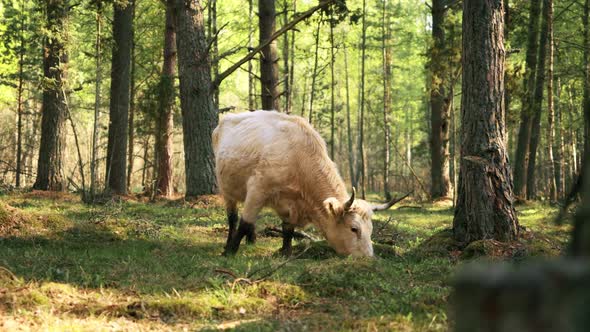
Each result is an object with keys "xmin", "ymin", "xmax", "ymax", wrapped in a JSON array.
[{"xmin": 0, "ymin": 0, "xmax": 588, "ymax": 213}]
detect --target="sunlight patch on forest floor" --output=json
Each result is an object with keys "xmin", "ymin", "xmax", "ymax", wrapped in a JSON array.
[{"xmin": 0, "ymin": 193, "xmax": 569, "ymax": 331}]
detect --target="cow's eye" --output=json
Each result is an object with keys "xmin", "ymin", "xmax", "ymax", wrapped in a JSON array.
[{"xmin": 351, "ymin": 227, "xmax": 359, "ymax": 233}]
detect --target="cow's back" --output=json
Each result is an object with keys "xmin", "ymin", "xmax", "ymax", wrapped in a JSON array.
[{"xmin": 213, "ymin": 111, "xmax": 326, "ymax": 203}]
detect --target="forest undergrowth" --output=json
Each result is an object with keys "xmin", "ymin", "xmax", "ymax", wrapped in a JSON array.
[{"xmin": 0, "ymin": 191, "xmax": 569, "ymax": 331}]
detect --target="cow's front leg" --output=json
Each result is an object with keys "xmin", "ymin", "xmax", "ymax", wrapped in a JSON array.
[
  {"xmin": 279, "ymin": 223, "xmax": 295, "ymax": 257},
  {"xmin": 223, "ymin": 184, "xmax": 263, "ymax": 256}
]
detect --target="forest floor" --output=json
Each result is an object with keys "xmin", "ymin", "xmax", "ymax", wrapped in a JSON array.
[{"xmin": 0, "ymin": 191, "xmax": 570, "ymax": 331}]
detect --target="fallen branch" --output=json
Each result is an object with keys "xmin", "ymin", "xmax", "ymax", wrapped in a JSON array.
[{"xmin": 261, "ymin": 226, "xmax": 318, "ymax": 241}]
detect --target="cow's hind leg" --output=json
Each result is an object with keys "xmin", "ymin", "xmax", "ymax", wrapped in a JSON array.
[
  {"xmin": 279, "ymin": 222, "xmax": 295, "ymax": 257},
  {"xmin": 224, "ymin": 200, "xmax": 238, "ymax": 251},
  {"xmin": 223, "ymin": 186, "xmax": 264, "ymax": 255}
]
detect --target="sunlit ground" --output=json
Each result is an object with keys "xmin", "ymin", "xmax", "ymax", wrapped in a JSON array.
[{"xmin": 0, "ymin": 191, "xmax": 569, "ymax": 331}]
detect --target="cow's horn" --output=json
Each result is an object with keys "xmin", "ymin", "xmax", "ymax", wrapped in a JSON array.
[
  {"xmin": 344, "ymin": 187, "xmax": 356, "ymax": 211},
  {"xmin": 372, "ymin": 191, "xmax": 412, "ymax": 211}
]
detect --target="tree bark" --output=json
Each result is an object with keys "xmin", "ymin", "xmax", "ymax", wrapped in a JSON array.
[
  {"xmin": 344, "ymin": 43, "xmax": 356, "ymax": 187},
  {"xmin": 175, "ymin": 0, "xmax": 217, "ymax": 197},
  {"xmin": 513, "ymin": 0, "xmax": 542, "ymax": 199},
  {"xmin": 283, "ymin": 0, "xmax": 291, "ymax": 114},
  {"xmin": 208, "ymin": 0, "xmax": 219, "ymax": 109},
  {"xmin": 33, "ymin": 0, "xmax": 68, "ymax": 191},
  {"xmin": 106, "ymin": 0, "xmax": 134, "ymax": 195},
  {"xmin": 570, "ymin": 0, "xmax": 590, "ymax": 256},
  {"xmin": 526, "ymin": 0, "xmax": 550, "ymax": 200},
  {"xmin": 15, "ymin": 0, "xmax": 25, "ymax": 188},
  {"xmin": 546, "ymin": 0, "xmax": 557, "ymax": 202},
  {"xmin": 330, "ymin": 13, "xmax": 336, "ymax": 160},
  {"xmin": 358, "ymin": 0, "xmax": 367, "ymax": 199},
  {"xmin": 555, "ymin": 77, "xmax": 565, "ymax": 199},
  {"xmin": 155, "ymin": 0, "xmax": 177, "ymax": 198},
  {"xmin": 308, "ymin": 18, "xmax": 321, "ymax": 125},
  {"xmin": 91, "ymin": 1, "xmax": 102, "ymax": 200},
  {"xmin": 453, "ymin": 0, "xmax": 519, "ymax": 243},
  {"xmin": 430, "ymin": 0, "xmax": 453, "ymax": 200},
  {"xmin": 287, "ymin": 0, "xmax": 296, "ymax": 114},
  {"xmin": 382, "ymin": 0, "xmax": 392, "ymax": 200},
  {"xmin": 584, "ymin": 0, "xmax": 590, "ymax": 178},
  {"xmin": 248, "ymin": 0, "xmax": 255, "ymax": 110},
  {"xmin": 259, "ymin": 0, "xmax": 280, "ymax": 111},
  {"xmin": 127, "ymin": 4, "xmax": 137, "ymax": 192}
]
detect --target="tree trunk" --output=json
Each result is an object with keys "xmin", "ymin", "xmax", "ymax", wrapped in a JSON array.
[
  {"xmin": 430, "ymin": 0, "xmax": 453, "ymax": 200},
  {"xmin": 287, "ymin": 0, "xmax": 296, "ymax": 114},
  {"xmin": 555, "ymin": 77, "xmax": 565, "ymax": 199},
  {"xmin": 127, "ymin": 4, "xmax": 136, "ymax": 192},
  {"xmin": 526, "ymin": 0, "xmax": 550, "ymax": 200},
  {"xmin": 155, "ymin": 0, "xmax": 177, "ymax": 198},
  {"xmin": 106, "ymin": 0, "xmax": 134, "ymax": 195},
  {"xmin": 358, "ymin": 0, "xmax": 367, "ymax": 199},
  {"xmin": 344, "ymin": 43, "xmax": 356, "ymax": 188},
  {"xmin": 546, "ymin": 0, "xmax": 557, "ymax": 202},
  {"xmin": 283, "ymin": 0, "xmax": 291, "ymax": 114},
  {"xmin": 33, "ymin": 0, "xmax": 68, "ymax": 191},
  {"xmin": 248, "ymin": 0, "xmax": 255, "ymax": 110},
  {"xmin": 15, "ymin": 2, "xmax": 25, "ymax": 188},
  {"xmin": 570, "ymin": 0, "xmax": 590, "ymax": 256},
  {"xmin": 330, "ymin": 14, "xmax": 336, "ymax": 160},
  {"xmin": 382, "ymin": 0, "xmax": 392, "ymax": 200},
  {"xmin": 175, "ymin": 0, "xmax": 217, "ymax": 197},
  {"xmin": 208, "ymin": 0, "xmax": 219, "ymax": 109},
  {"xmin": 259, "ymin": 0, "xmax": 280, "ymax": 111},
  {"xmin": 453, "ymin": 0, "xmax": 519, "ymax": 243},
  {"xmin": 584, "ymin": 0, "xmax": 590, "ymax": 176},
  {"xmin": 513, "ymin": 0, "xmax": 542, "ymax": 199},
  {"xmin": 91, "ymin": 1, "xmax": 102, "ymax": 200},
  {"xmin": 308, "ymin": 18, "xmax": 321, "ymax": 125}
]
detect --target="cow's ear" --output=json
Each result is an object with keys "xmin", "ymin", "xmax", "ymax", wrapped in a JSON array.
[{"xmin": 323, "ymin": 197, "xmax": 344, "ymax": 217}]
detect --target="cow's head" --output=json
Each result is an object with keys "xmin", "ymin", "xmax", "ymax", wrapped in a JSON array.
[{"xmin": 322, "ymin": 188, "xmax": 411, "ymax": 257}]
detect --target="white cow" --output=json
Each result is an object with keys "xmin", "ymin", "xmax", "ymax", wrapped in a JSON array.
[{"xmin": 212, "ymin": 111, "xmax": 407, "ymax": 256}]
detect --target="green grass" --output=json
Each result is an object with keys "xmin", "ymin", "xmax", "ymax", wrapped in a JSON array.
[{"xmin": 0, "ymin": 192, "xmax": 569, "ymax": 331}]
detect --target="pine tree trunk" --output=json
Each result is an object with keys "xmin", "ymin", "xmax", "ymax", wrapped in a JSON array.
[
  {"xmin": 33, "ymin": 0, "xmax": 68, "ymax": 191},
  {"xmin": 308, "ymin": 18, "xmax": 321, "ymax": 125},
  {"xmin": 154, "ymin": 0, "xmax": 177, "ymax": 198},
  {"xmin": 344, "ymin": 43, "xmax": 356, "ymax": 188},
  {"xmin": 287, "ymin": 0, "xmax": 296, "ymax": 114},
  {"xmin": 358, "ymin": 0, "xmax": 367, "ymax": 199},
  {"xmin": 453, "ymin": 0, "xmax": 519, "ymax": 243},
  {"xmin": 526, "ymin": 0, "xmax": 550, "ymax": 200},
  {"xmin": 175, "ymin": 0, "xmax": 218, "ymax": 197},
  {"xmin": 555, "ymin": 77, "xmax": 565, "ymax": 199},
  {"xmin": 570, "ymin": 0, "xmax": 590, "ymax": 256},
  {"xmin": 248, "ymin": 0, "xmax": 255, "ymax": 110},
  {"xmin": 330, "ymin": 14, "xmax": 336, "ymax": 160},
  {"xmin": 283, "ymin": 0, "xmax": 291, "ymax": 114},
  {"xmin": 127, "ymin": 4, "xmax": 136, "ymax": 191},
  {"xmin": 15, "ymin": 4, "xmax": 25, "ymax": 188},
  {"xmin": 208, "ymin": 0, "xmax": 219, "ymax": 109},
  {"xmin": 584, "ymin": 0, "xmax": 590, "ymax": 172},
  {"xmin": 430, "ymin": 0, "xmax": 452, "ymax": 199},
  {"xmin": 259, "ymin": 0, "xmax": 280, "ymax": 111},
  {"xmin": 382, "ymin": 0, "xmax": 392, "ymax": 200},
  {"xmin": 106, "ymin": 0, "xmax": 134, "ymax": 195},
  {"xmin": 513, "ymin": 0, "xmax": 542, "ymax": 199},
  {"xmin": 546, "ymin": 0, "xmax": 557, "ymax": 202},
  {"xmin": 91, "ymin": 2, "xmax": 102, "ymax": 200}
]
